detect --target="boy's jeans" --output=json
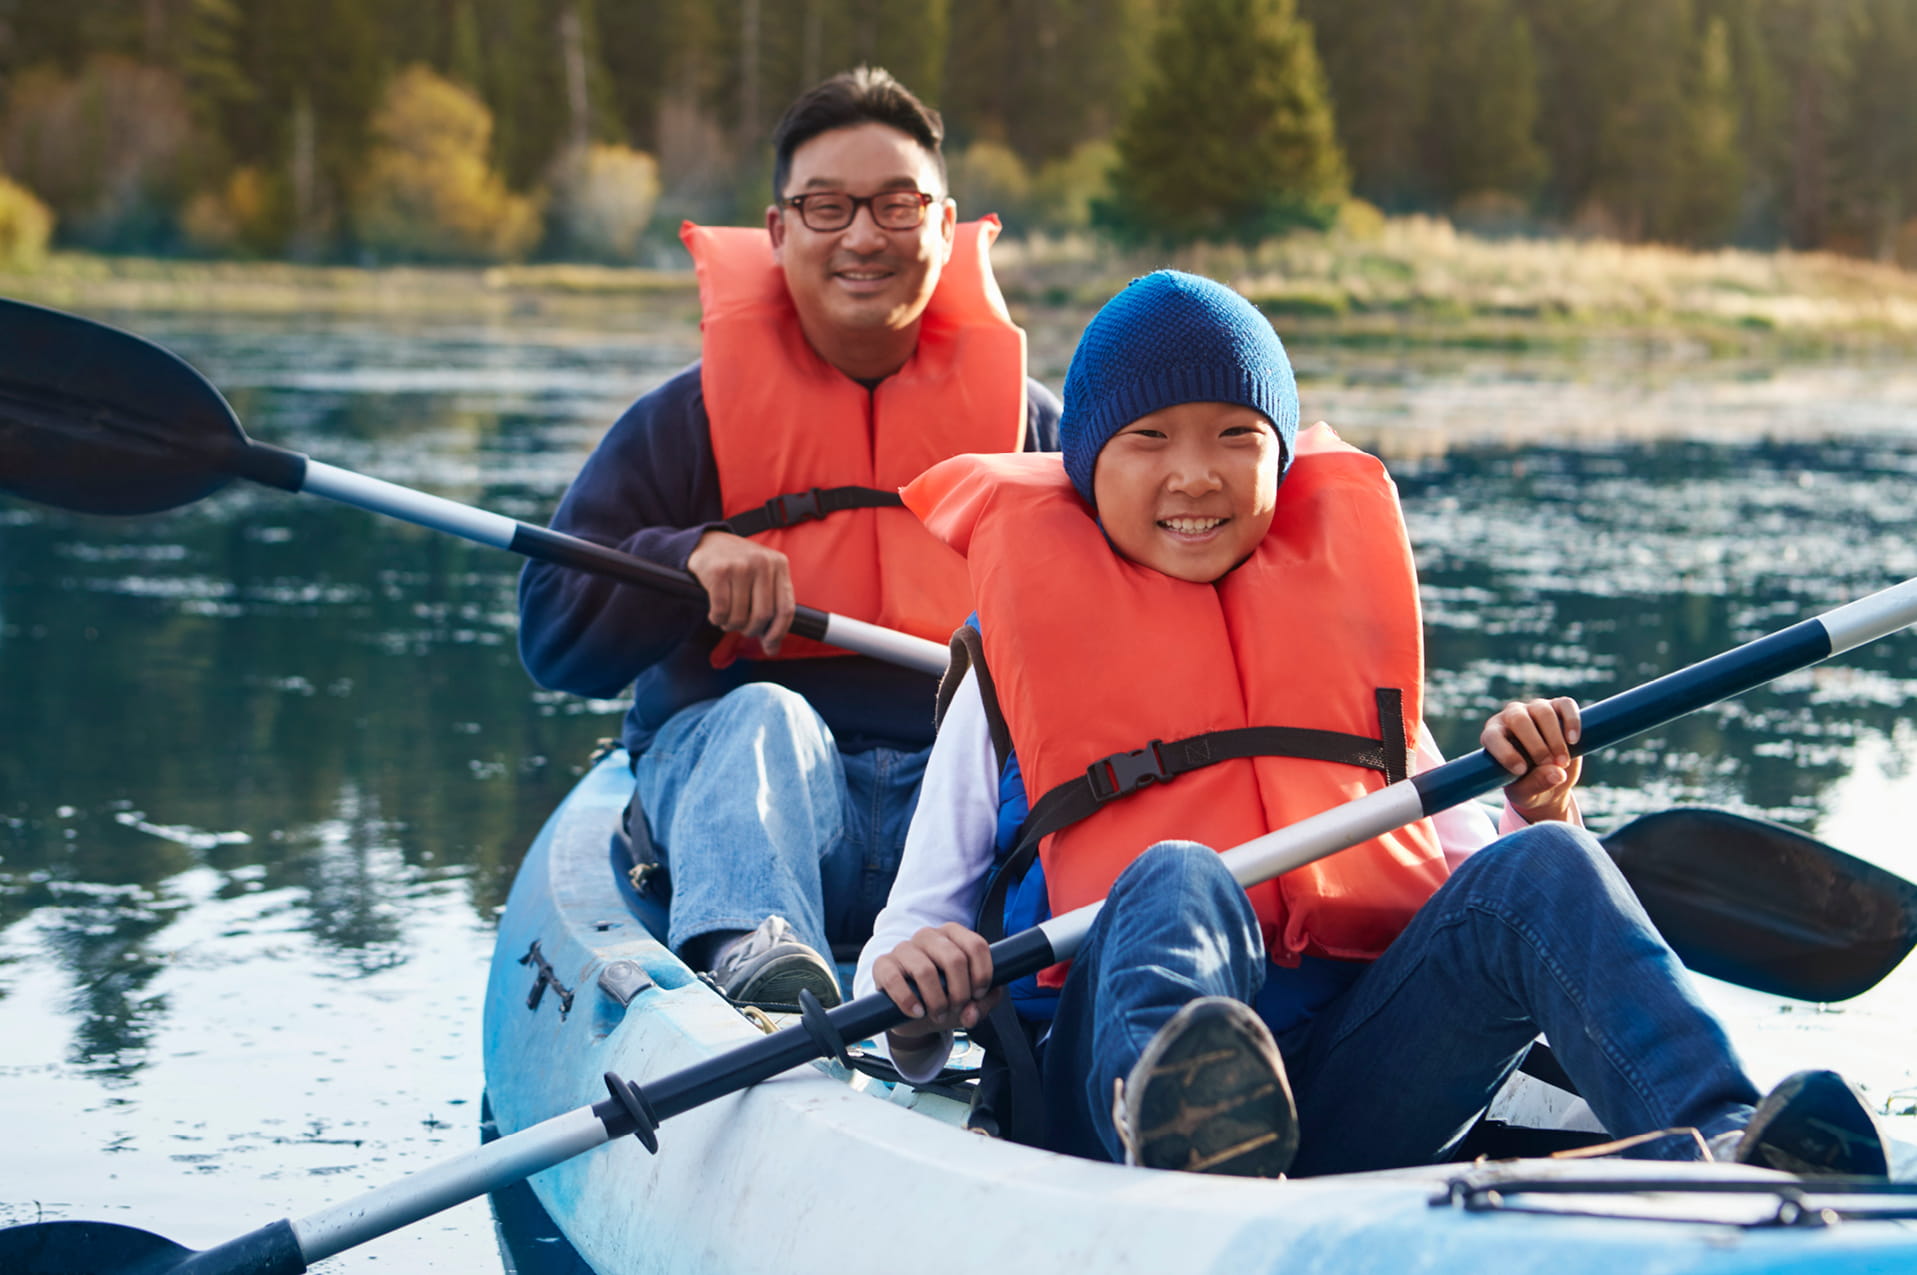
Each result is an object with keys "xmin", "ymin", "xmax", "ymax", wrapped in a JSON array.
[
  {"xmin": 633, "ymin": 683, "xmax": 926, "ymax": 990},
  {"xmin": 1040, "ymin": 826, "xmax": 1761, "ymax": 1173}
]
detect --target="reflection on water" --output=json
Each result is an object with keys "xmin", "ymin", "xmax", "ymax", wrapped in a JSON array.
[
  {"xmin": 1400, "ymin": 435, "xmax": 1917, "ymax": 846},
  {"xmin": 3, "ymin": 311, "xmax": 1917, "ymax": 1268}
]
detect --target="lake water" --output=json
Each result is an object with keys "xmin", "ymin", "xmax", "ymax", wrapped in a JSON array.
[{"xmin": 4, "ymin": 306, "xmax": 1917, "ymax": 1270}]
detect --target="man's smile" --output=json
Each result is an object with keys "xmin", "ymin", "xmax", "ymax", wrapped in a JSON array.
[{"xmin": 830, "ymin": 260, "xmax": 899, "ymax": 292}]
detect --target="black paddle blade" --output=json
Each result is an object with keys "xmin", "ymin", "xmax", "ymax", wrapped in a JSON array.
[
  {"xmin": 0, "ymin": 1218, "xmax": 305, "ymax": 1275},
  {"xmin": 1605, "ymin": 808, "xmax": 1917, "ymax": 1003},
  {"xmin": 0, "ymin": 1220, "xmax": 191, "ymax": 1275},
  {"xmin": 0, "ymin": 299, "xmax": 246, "ymax": 515}
]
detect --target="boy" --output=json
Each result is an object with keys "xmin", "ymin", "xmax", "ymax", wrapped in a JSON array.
[{"xmin": 854, "ymin": 270, "xmax": 1885, "ymax": 1178}]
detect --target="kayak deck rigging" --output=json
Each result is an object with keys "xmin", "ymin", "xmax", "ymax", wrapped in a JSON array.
[{"xmin": 1434, "ymin": 1162, "xmax": 1917, "ymax": 1226}]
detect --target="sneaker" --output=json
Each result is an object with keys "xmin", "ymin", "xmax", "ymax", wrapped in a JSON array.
[
  {"xmin": 1734, "ymin": 1069, "xmax": 1888, "ymax": 1177},
  {"xmin": 706, "ymin": 915, "xmax": 841, "ymax": 1010},
  {"xmin": 1113, "ymin": 996, "xmax": 1297, "ymax": 1177}
]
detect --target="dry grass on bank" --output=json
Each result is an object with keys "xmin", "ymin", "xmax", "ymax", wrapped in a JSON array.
[
  {"xmin": 0, "ymin": 254, "xmax": 699, "ymax": 321},
  {"xmin": 6, "ymin": 218, "xmax": 1917, "ymax": 350},
  {"xmin": 994, "ymin": 217, "xmax": 1917, "ymax": 350}
]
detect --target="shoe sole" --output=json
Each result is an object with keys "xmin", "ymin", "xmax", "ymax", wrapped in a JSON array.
[
  {"xmin": 729, "ymin": 950, "xmax": 843, "ymax": 1010},
  {"xmin": 1741, "ymin": 1069, "xmax": 1887, "ymax": 1177},
  {"xmin": 1129, "ymin": 998, "xmax": 1297, "ymax": 1177}
]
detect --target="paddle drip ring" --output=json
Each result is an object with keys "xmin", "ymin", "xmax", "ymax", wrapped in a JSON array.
[
  {"xmin": 602, "ymin": 1071, "xmax": 662, "ymax": 1153},
  {"xmin": 797, "ymin": 989, "xmax": 853, "ymax": 1068}
]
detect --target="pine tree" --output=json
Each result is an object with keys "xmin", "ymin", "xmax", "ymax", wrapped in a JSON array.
[
  {"xmin": 448, "ymin": 0, "xmax": 484, "ymax": 98},
  {"xmin": 1671, "ymin": 15, "xmax": 1746, "ymax": 244},
  {"xmin": 1527, "ymin": 0, "xmax": 1701, "ymax": 241},
  {"xmin": 200, "ymin": 0, "xmax": 384, "ymax": 255},
  {"xmin": 1757, "ymin": 0, "xmax": 1853, "ymax": 249},
  {"xmin": 1420, "ymin": 0, "xmax": 1546, "ymax": 207},
  {"xmin": 1519, "ymin": 0, "xmax": 1622, "ymax": 221},
  {"xmin": 180, "ymin": 0, "xmax": 250, "ymax": 133},
  {"xmin": 1695, "ymin": 0, "xmax": 1785, "ymax": 244},
  {"xmin": 1299, "ymin": 0, "xmax": 1428, "ymax": 210},
  {"xmin": 942, "ymin": 0, "xmax": 1161, "ymax": 165},
  {"xmin": 1836, "ymin": 0, "xmax": 1917, "ymax": 258},
  {"xmin": 1107, "ymin": 0, "xmax": 1347, "ymax": 243}
]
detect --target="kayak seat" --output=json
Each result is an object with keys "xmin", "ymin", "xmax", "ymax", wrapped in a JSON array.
[{"xmin": 1450, "ymin": 1041, "xmax": 1615, "ymax": 1162}]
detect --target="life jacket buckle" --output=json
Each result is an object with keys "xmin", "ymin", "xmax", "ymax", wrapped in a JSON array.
[
  {"xmin": 765, "ymin": 487, "xmax": 826, "ymax": 528},
  {"xmin": 1086, "ymin": 739, "xmax": 1172, "ymax": 803}
]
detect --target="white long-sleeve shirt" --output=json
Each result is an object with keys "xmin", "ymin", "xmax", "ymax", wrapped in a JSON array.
[{"xmin": 853, "ymin": 668, "xmax": 1573, "ymax": 1082}]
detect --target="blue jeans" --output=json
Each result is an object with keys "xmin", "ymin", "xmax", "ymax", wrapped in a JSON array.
[
  {"xmin": 1040, "ymin": 825, "xmax": 1762, "ymax": 1172},
  {"xmin": 633, "ymin": 683, "xmax": 927, "ymax": 992}
]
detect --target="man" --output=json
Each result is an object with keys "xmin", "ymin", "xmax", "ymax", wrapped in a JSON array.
[{"xmin": 518, "ymin": 67, "xmax": 1061, "ymax": 1009}]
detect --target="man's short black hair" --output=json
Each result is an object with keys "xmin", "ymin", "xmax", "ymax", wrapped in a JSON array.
[{"xmin": 771, "ymin": 66, "xmax": 946, "ymax": 200}]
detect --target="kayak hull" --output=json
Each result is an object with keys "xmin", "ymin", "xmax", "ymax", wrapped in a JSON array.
[{"xmin": 482, "ymin": 753, "xmax": 1917, "ymax": 1275}]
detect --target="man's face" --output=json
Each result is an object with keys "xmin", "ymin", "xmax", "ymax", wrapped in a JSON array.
[
  {"xmin": 1090, "ymin": 402, "xmax": 1282, "ymax": 584},
  {"xmin": 767, "ymin": 122, "xmax": 956, "ymax": 347}
]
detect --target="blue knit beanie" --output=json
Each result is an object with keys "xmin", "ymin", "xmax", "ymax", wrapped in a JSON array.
[{"xmin": 1061, "ymin": 270, "xmax": 1299, "ymax": 506}]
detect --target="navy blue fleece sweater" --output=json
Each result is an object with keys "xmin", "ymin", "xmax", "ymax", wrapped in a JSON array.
[{"xmin": 517, "ymin": 362, "xmax": 1062, "ymax": 756}]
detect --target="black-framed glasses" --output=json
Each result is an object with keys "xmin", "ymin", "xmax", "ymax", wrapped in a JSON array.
[{"xmin": 780, "ymin": 190, "xmax": 936, "ymax": 232}]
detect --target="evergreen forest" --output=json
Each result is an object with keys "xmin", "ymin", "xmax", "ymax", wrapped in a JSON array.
[{"xmin": 0, "ymin": 0, "xmax": 1914, "ymax": 268}]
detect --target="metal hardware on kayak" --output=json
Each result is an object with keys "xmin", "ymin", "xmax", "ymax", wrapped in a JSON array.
[
  {"xmin": 519, "ymin": 940, "xmax": 575, "ymax": 1016},
  {"xmin": 596, "ymin": 960, "xmax": 652, "ymax": 1008},
  {"xmin": 0, "ymin": 298, "xmax": 950, "ymax": 677},
  {"xmin": 1432, "ymin": 1168, "xmax": 1917, "ymax": 1227}
]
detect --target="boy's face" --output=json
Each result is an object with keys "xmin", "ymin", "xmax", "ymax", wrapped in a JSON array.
[{"xmin": 1091, "ymin": 401, "xmax": 1282, "ymax": 583}]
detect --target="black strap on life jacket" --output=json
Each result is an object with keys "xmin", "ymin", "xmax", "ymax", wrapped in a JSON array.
[
  {"xmin": 935, "ymin": 624, "xmax": 1013, "ymax": 764},
  {"xmin": 938, "ymin": 625, "xmax": 1043, "ymax": 1142},
  {"xmin": 943, "ymin": 633, "xmax": 1416, "ymax": 1146},
  {"xmin": 722, "ymin": 485, "xmax": 904, "ymax": 537},
  {"xmin": 975, "ymin": 685, "xmax": 1412, "ymax": 967},
  {"xmin": 1007, "ymin": 691, "xmax": 1410, "ymax": 870}
]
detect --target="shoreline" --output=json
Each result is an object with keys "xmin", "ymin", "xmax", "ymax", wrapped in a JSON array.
[{"xmin": 5, "ymin": 220, "xmax": 1917, "ymax": 358}]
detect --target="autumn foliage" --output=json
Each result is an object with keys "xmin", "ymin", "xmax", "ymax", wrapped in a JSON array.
[
  {"xmin": 0, "ymin": 174, "xmax": 54, "ymax": 267},
  {"xmin": 0, "ymin": 55, "xmax": 194, "ymax": 250},
  {"xmin": 352, "ymin": 66, "xmax": 540, "ymax": 264}
]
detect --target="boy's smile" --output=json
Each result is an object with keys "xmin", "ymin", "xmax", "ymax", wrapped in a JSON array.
[{"xmin": 1091, "ymin": 401, "xmax": 1283, "ymax": 583}]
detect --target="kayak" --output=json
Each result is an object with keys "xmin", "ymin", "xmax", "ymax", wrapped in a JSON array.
[{"xmin": 481, "ymin": 751, "xmax": 1917, "ymax": 1275}]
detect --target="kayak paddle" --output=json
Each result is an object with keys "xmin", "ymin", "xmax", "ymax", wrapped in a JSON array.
[
  {"xmin": 1602, "ymin": 806, "xmax": 1917, "ymax": 1002},
  {"xmin": 5, "ymin": 571, "xmax": 1917, "ymax": 1274},
  {"xmin": 0, "ymin": 298, "xmax": 948, "ymax": 677}
]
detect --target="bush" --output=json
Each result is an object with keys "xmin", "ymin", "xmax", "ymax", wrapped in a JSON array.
[
  {"xmin": 948, "ymin": 140, "xmax": 1033, "ymax": 226},
  {"xmin": 181, "ymin": 167, "xmax": 286, "ymax": 257},
  {"xmin": 1449, "ymin": 191, "xmax": 1533, "ymax": 239},
  {"xmin": 352, "ymin": 66, "xmax": 540, "ymax": 264},
  {"xmin": 544, "ymin": 144, "xmax": 661, "ymax": 262},
  {"xmin": 0, "ymin": 55, "xmax": 194, "ymax": 250},
  {"xmin": 1896, "ymin": 217, "xmax": 1917, "ymax": 272},
  {"xmin": 0, "ymin": 175, "xmax": 54, "ymax": 267},
  {"xmin": 1333, "ymin": 197, "xmax": 1388, "ymax": 241},
  {"xmin": 1030, "ymin": 140, "xmax": 1118, "ymax": 232}
]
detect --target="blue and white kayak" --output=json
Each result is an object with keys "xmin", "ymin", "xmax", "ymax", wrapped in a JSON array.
[{"xmin": 481, "ymin": 752, "xmax": 1917, "ymax": 1275}]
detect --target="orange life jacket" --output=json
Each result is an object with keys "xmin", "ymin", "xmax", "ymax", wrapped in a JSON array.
[
  {"xmin": 681, "ymin": 218, "xmax": 1027, "ymax": 662},
  {"xmin": 905, "ymin": 426, "xmax": 1449, "ymax": 976}
]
